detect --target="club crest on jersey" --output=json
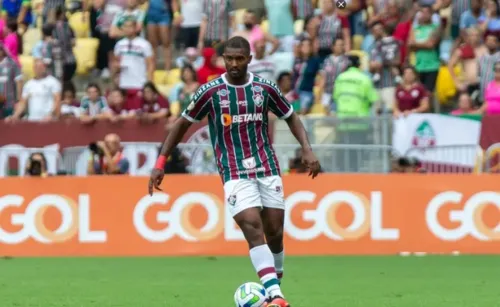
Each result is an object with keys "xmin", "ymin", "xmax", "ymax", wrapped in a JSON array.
[
  {"xmin": 227, "ymin": 194, "xmax": 237, "ymax": 206},
  {"xmin": 217, "ymin": 89, "xmax": 228, "ymax": 97},
  {"xmin": 252, "ymin": 86, "xmax": 264, "ymax": 106},
  {"xmin": 242, "ymin": 157, "xmax": 256, "ymax": 169}
]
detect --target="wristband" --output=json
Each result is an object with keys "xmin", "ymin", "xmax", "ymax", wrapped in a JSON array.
[
  {"xmin": 174, "ymin": 11, "xmax": 180, "ymax": 18},
  {"xmin": 155, "ymin": 156, "xmax": 166, "ymax": 170}
]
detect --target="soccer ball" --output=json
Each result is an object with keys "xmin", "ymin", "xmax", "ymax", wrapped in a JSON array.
[{"xmin": 234, "ymin": 282, "xmax": 268, "ymax": 307}]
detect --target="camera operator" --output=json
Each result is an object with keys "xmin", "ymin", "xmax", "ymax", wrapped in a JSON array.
[
  {"xmin": 25, "ymin": 152, "xmax": 49, "ymax": 177},
  {"xmin": 87, "ymin": 133, "xmax": 129, "ymax": 175}
]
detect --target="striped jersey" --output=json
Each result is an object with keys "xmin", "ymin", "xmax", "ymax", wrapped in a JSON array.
[
  {"xmin": 0, "ymin": 56, "xmax": 22, "ymax": 107},
  {"xmin": 320, "ymin": 54, "xmax": 349, "ymax": 95},
  {"xmin": 202, "ymin": 0, "xmax": 234, "ymax": 41},
  {"xmin": 478, "ymin": 51, "xmax": 500, "ymax": 102},
  {"xmin": 318, "ymin": 13, "xmax": 349, "ymax": 50},
  {"xmin": 182, "ymin": 72, "xmax": 294, "ymax": 183},
  {"xmin": 370, "ymin": 37, "xmax": 401, "ymax": 89}
]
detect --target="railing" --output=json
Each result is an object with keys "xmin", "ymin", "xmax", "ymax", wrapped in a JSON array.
[
  {"xmin": 404, "ymin": 145, "xmax": 484, "ymax": 173},
  {"xmin": 274, "ymin": 115, "xmax": 393, "ymax": 146},
  {"xmin": 59, "ymin": 143, "xmax": 395, "ymax": 176}
]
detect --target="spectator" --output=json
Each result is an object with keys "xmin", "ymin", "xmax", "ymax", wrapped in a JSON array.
[
  {"xmin": 317, "ymin": 0, "xmax": 351, "ymax": 58},
  {"xmin": 334, "ymin": 55, "xmax": 379, "ymax": 118},
  {"xmin": 60, "ymin": 81, "xmax": 81, "ymax": 118},
  {"xmin": 369, "ymin": 22, "xmax": 402, "ymax": 113},
  {"xmin": 175, "ymin": 47, "xmax": 204, "ymax": 70},
  {"xmin": 264, "ymin": 0, "xmax": 295, "ymax": 52},
  {"xmin": 0, "ymin": 43, "xmax": 22, "ymax": 119},
  {"xmin": 179, "ymin": 0, "xmax": 203, "ymax": 49},
  {"xmin": 479, "ymin": 0, "xmax": 500, "ymax": 37},
  {"xmin": 393, "ymin": 3, "xmax": 419, "ymax": 65},
  {"xmin": 113, "ymin": 18, "xmax": 154, "ymax": 103},
  {"xmin": 482, "ymin": 61, "xmax": 500, "ymax": 115},
  {"xmin": 319, "ymin": 38, "xmax": 348, "ymax": 114},
  {"xmin": 33, "ymin": 23, "xmax": 64, "ymax": 81},
  {"xmin": 232, "ymin": 9, "xmax": 280, "ymax": 54},
  {"xmin": 90, "ymin": 0, "xmax": 126, "ymax": 79},
  {"xmin": 87, "ymin": 133, "xmax": 130, "ymax": 175},
  {"xmin": 7, "ymin": 60, "xmax": 61, "ymax": 122},
  {"xmin": 172, "ymin": 65, "xmax": 199, "ymax": 113},
  {"xmin": 478, "ymin": 34, "xmax": 500, "ymax": 104},
  {"xmin": 293, "ymin": 38, "xmax": 321, "ymax": 114},
  {"xmin": 277, "ymin": 71, "xmax": 299, "ymax": 112},
  {"xmin": 2, "ymin": 0, "xmax": 32, "ymax": 29},
  {"xmin": 409, "ymin": 5, "xmax": 441, "ymax": 95},
  {"xmin": 80, "ymin": 83, "xmax": 112, "ymax": 123},
  {"xmin": 450, "ymin": 93, "xmax": 480, "ymax": 115},
  {"xmin": 198, "ymin": 0, "xmax": 234, "ymax": 55},
  {"xmin": 448, "ymin": 27, "xmax": 485, "ymax": 96},
  {"xmin": 288, "ymin": 148, "xmax": 308, "ymax": 173},
  {"xmin": 394, "ymin": 66, "xmax": 430, "ymax": 118},
  {"xmin": 53, "ymin": 7, "xmax": 77, "ymax": 82},
  {"xmin": 138, "ymin": 81, "xmax": 169, "ymax": 124},
  {"xmin": 42, "ymin": 0, "xmax": 65, "ymax": 23},
  {"xmin": 25, "ymin": 152, "xmax": 49, "ymax": 177},
  {"xmin": 453, "ymin": 0, "xmax": 473, "ymax": 39},
  {"xmin": 295, "ymin": 15, "xmax": 320, "ymax": 53},
  {"xmin": 292, "ymin": 0, "xmax": 314, "ymax": 20},
  {"xmin": 110, "ymin": 0, "xmax": 145, "ymax": 39},
  {"xmin": 107, "ymin": 88, "xmax": 138, "ymax": 121},
  {"xmin": 197, "ymin": 47, "xmax": 225, "ymax": 84},
  {"xmin": 146, "ymin": 0, "xmax": 181, "ymax": 71},
  {"xmin": 4, "ymin": 19, "xmax": 21, "ymax": 65},
  {"xmin": 375, "ymin": 0, "xmax": 401, "ymax": 32},
  {"xmin": 248, "ymin": 39, "xmax": 276, "ymax": 82}
]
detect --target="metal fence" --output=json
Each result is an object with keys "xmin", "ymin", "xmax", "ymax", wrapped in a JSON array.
[
  {"xmin": 404, "ymin": 145, "xmax": 484, "ymax": 173},
  {"xmin": 274, "ymin": 115, "xmax": 393, "ymax": 146},
  {"xmin": 58, "ymin": 143, "xmax": 394, "ymax": 176}
]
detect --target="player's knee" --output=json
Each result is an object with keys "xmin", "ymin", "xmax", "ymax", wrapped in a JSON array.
[
  {"xmin": 266, "ymin": 225, "xmax": 283, "ymax": 245},
  {"xmin": 239, "ymin": 219, "xmax": 265, "ymax": 248}
]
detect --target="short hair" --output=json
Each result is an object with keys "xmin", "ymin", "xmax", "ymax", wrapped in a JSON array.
[
  {"xmin": 245, "ymin": 9, "xmax": 256, "ymax": 15},
  {"xmin": 42, "ymin": 24, "xmax": 54, "ymax": 37},
  {"xmin": 224, "ymin": 36, "xmax": 251, "ymax": 55},
  {"xmin": 277, "ymin": 72, "xmax": 292, "ymax": 84},
  {"xmin": 87, "ymin": 83, "xmax": 101, "ymax": 95},
  {"xmin": 347, "ymin": 55, "xmax": 360, "ymax": 68},
  {"xmin": 143, "ymin": 81, "xmax": 160, "ymax": 94}
]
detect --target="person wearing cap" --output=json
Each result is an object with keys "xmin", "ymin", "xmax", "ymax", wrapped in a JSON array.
[{"xmin": 333, "ymin": 55, "xmax": 379, "ymax": 119}]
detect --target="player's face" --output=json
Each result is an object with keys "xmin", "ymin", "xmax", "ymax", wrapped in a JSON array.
[{"xmin": 223, "ymin": 47, "xmax": 252, "ymax": 79}]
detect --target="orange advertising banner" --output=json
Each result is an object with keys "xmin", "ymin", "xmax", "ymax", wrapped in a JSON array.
[{"xmin": 1, "ymin": 175, "xmax": 500, "ymax": 257}]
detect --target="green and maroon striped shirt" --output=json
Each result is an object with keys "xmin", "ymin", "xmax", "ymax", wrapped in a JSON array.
[
  {"xmin": 202, "ymin": 0, "xmax": 234, "ymax": 41},
  {"xmin": 182, "ymin": 72, "xmax": 294, "ymax": 183}
]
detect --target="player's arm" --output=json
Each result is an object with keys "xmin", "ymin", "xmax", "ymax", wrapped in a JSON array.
[{"xmin": 149, "ymin": 88, "xmax": 212, "ymax": 194}]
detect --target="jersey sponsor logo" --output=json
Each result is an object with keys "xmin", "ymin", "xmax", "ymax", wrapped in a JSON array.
[
  {"xmin": 220, "ymin": 100, "xmax": 230, "ymax": 108},
  {"xmin": 220, "ymin": 113, "xmax": 263, "ymax": 126},
  {"xmin": 238, "ymin": 100, "xmax": 247, "ymax": 106},
  {"xmin": 193, "ymin": 79, "xmax": 222, "ymax": 100},
  {"xmin": 242, "ymin": 157, "xmax": 256, "ymax": 169}
]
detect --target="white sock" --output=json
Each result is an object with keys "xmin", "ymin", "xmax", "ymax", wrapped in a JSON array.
[
  {"xmin": 249, "ymin": 244, "xmax": 284, "ymax": 298},
  {"xmin": 272, "ymin": 250, "xmax": 284, "ymax": 280}
]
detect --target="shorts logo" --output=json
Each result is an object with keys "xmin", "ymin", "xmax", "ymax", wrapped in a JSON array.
[
  {"xmin": 228, "ymin": 195, "xmax": 237, "ymax": 206},
  {"xmin": 275, "ymin": 186, "xmax": 282, "ymax": 193}
]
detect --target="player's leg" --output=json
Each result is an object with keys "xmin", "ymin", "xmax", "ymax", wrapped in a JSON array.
[
  {"xmin": 258, "ymin": 176, "xmax": 290, "ymax": 306},
  {"xmin": 261, "ymin": 207, "xmax": 285, "ymax": 281},
  {"xmin": 225, "ymin": 179, "xmax": 285, "ymax": 301}
]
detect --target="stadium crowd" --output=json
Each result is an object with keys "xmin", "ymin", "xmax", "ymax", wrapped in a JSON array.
[{"xmin": 0, "ymin": 0, "xmax": 499, "ymax": 123}]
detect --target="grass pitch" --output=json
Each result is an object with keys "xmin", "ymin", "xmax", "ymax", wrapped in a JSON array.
[{"xmin": 1, "ymin": 256, "xmax": 499, "ymax": 307}]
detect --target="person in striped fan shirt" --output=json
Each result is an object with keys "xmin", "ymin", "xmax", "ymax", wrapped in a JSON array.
[
  {"xmin": 248, "ymin": 39, "xmax": 277, "ymax": 82},
  {"xmin": 316, "ymin": 0, "xmax": 351, "ymax": 58},
  {"xmin": 318, "ymin": 37, "xmax": 349, "ymax": 114},
  {"xmin": 0, "ymin": 43, "xmax": 22, "ymax": 119},
  {"xmin": 79, "ymin": 83, "xmax": 113, "ymax": 123},
  {"xmin": 198, "ymin": 0, "xmax": 235, "ymax": 55},
  {"xmin": 149, "ymin": 36, "xmax": 320, "ymax": 307}
]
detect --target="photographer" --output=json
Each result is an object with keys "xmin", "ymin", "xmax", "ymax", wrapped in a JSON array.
[
  {"xmin": 25, "ymin": 152, "xmax": 49, "ymax": 177},
  {"xmin": 87, "ymin": 133, "xmax": 129, "ymax": 175}
]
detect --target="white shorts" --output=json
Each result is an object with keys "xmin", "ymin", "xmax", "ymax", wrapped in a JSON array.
[{"xmin": 224, "ymin": 176, "xmax": 285, "ymax": 217}]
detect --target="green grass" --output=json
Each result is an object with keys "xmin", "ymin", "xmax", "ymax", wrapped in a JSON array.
[{"xmin": 1, "ymin": 256, "xmax": 499, "ymax": 307}]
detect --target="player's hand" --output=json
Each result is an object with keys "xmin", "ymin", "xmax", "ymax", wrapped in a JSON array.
[
  {"xmin": 148, "ymin": 168, "xmax": 165, "ymax": 195},
  {"xmin": 301, "ymin": 148, "xmax": 321, "ymax": 179}
]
